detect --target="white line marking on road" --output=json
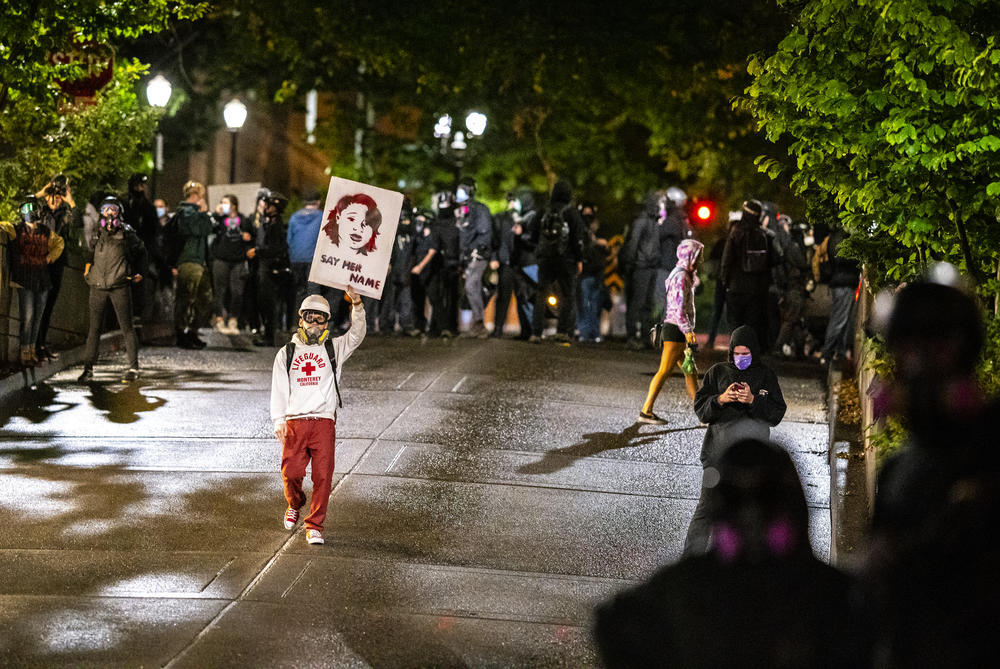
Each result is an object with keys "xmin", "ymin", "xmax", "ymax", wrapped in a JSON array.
[
  {"xmin": 281, "ymin": 559, "xmax": 313, "ymax": 599},
  {"xmin": 396, "ymin": 372, "xmax": 415, "ymax": 390},
  {"xmin": 384, "ymin": 446, "xmax": 408, "ymax": 474},
  {"xmin": 451, "ymin": 375, "xmax": 468, "ymax": 393}
]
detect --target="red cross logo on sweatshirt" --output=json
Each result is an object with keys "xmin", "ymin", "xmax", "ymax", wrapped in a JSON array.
[{"xmin": 300, "ymin": 361, "xmax": 317, "ymax": 376}]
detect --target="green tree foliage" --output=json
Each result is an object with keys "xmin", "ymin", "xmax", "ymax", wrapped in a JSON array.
[
  {"xmin": 127, "ymin": 0, "xmax": 795, "ymax": 224},
  {"xmin": 0, "ymin": 0, "xmax": 206, "ymax": 218},
  {"xmin": 746, "ymin": 0, "xmax": 1000, "ymax": 288}
]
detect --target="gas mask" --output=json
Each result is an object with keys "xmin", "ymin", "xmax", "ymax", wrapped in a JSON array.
[
  {"xmin": 100, "ymin": 204, "xmax": 123, "ymax": 232},
  {"xmin": 508, "ymin": 198, "xmax": 521, "ymax": 214},
  {"xmin": 298, "ymin": 311, "xmax": 330, "ymax": 345}
]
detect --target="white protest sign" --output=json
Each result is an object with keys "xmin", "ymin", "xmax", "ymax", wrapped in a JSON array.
[
  {"xmin": 207, "ymin": 182, "xmax": 262, "ymax": 217},
  {"xmin": 307, "ymin": 177, "xmax": 404, "ymax": 299}
]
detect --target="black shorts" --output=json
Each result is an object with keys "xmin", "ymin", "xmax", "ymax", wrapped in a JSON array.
[{"xmin": 661, "ymin": 321, "xmax": 686, "ymax": 343}]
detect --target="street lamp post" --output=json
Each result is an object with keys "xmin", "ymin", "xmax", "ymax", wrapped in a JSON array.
[
  {"xmin": 145, "ymin": 74, "xmax": 172, "ymax": 198},
  {"xmin": 434, "ymin": 111, "xmax": 488, "ymax": 180},
  {"xmin": 223, "ymin": 99, "xmax": 247, "ymax": 184}
]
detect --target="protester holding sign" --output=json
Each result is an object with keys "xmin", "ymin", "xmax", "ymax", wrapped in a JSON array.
[{"xmin": 270, "ymin": 288, "xmax": 365, "ymax": 546}]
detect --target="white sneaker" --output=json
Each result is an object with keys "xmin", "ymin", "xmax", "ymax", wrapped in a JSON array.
[
  {"xmin": 305, "ymin": 529, "xmax": 324, "ymax": 545},
  {"xmin": 283, "ymin": 507, "xmax": 299, "ymax": 530}
]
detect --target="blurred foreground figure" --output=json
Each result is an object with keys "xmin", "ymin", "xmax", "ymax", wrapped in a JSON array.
[
  {"xmin": 866, "ymin": 272, "xmax": 1000, "ymax": 667},
  {"xmin": 594, "ymin": 440, "xmax": 864, "ymax": 668}
]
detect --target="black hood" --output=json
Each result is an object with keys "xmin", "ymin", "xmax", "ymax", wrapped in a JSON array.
[
  {"xmin": 516, "ymin": 190, "xmax": 536, "ymax": 213},
  {"xmin": 729, "ymin": 325, "xmax": 762, "ymax": 364},
  {"xmin": 551, "ymin": 180, "xmax": 572, "ymax": 206},
  {"xmin": 643, "ymin": 190, "xmax": 664, "ymax": 217}
]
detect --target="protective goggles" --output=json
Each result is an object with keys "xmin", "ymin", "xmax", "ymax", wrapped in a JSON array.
[
  {"xmin": 301, "ymin": 311, "xmax": 329, "ymax": 324},
  {"xmin": 101, "ymin": 204, "xmax": 121, "ymax": 218}
]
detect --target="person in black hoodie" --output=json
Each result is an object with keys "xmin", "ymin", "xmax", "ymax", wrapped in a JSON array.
[
  {"xmin": 864, "ymin": 277, "xmax": 1000, "ymax": 667},
  {"xmin": 492, "ymin": 189, "xmax": 538, "ymax": 339},
  {"xmin": 432, "ymin": 191, "xmax": 461, "ymax": 337},
  {"xmin": 817, "ymin": 226, "xmax": 860, "ymax": 366},
  {"xmin": 620, "ymin": 190, "xmax": 668, "ymax": 349},
  {"xmin": 530, "ymin": 179, "xmax": 585, "ymax": 343},
  {"xmin": 653, "ymin": 188, "xmax": 692, "ymax": 325},
  {"xmin": 77, "ymin": 197, "xmax": 148, "ymax": 383},
  {"xmin": 210, "ymin": 194, "xmax": 253, "ymax": 335},
  {"xmin": 379, "ymin": 203, "xmax": 416, "ymax": 335},
  {"xmin": 252, "ymin": 192, "xmax": 290, "ymax": 347},
  {"xmin": 409, "ymin": 208, "xmax": 438, "ymax": 335},
  {"xmin": 124, "ymin": 173, "xmax": 159, "ymax": 323},
  {"xmin": 685, "ymin": 324, "xmax": 786, "ymax": 555},
  {"xmin": 594, "ymin": 439, "xmax": 863, "ymax": 668},
  {"xmin": 720, "ymin": 200, "xmax": 778, "ymax": 345}
]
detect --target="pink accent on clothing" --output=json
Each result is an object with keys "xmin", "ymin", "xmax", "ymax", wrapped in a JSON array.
[{"xmin": 663, "ymin": 239, "xmax": 704, "ymax": 333}]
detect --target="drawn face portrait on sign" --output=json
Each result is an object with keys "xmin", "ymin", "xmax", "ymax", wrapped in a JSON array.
[
  {"xmin": 309, "ymin": 176, "xmax": 403, "ymax": 300},
  {"xmin": 323, "ymin": 193, "xmax": 382, "ymax": 255}
]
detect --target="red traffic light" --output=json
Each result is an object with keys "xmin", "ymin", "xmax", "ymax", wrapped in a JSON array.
[{"xmin": 693, "ymin": 201, "xmax": 714, "ymax": 223}]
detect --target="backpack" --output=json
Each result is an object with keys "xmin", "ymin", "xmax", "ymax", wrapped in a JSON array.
[
  {"xmin": 283, "ymin": 339, "xmax": 342, "ymax": 408},
  {"xmin": 539, "ymin": 204, "xmax": 571, "ymax": 256},
  {"xmin": 161, "ymin": 212, "xmax": 183, "ymax": 267},
  {"xmin": 741, "ymin": 227, "xmax": 770, "ymax": 273}
]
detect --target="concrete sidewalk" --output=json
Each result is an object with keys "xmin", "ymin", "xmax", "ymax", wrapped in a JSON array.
[{"xmin": 0, "ymin": 334, "xmax": 832, "ymax": 667}]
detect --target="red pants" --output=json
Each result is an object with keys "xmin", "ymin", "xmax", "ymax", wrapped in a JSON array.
[{"xmin": 281, "ymin": 417, "xmax": 336, "ymax": 531}]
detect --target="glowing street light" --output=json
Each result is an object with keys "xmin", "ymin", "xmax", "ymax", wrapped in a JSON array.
[
  {"xmin": 145, "ymin": 75, "xmax": 173, "ymax": 198},
  {"xmin": 433, "ymin": 114, "xmax": 452, "ymax": 139},
  {"xmin": 223, "ymin": 99, "xmax": 248, "ymax": 183},
  {"xmin": 223, "ymin": 99, "xmax": 248, "ymax": 131},
  {"xmin": 465, "ymin": 111, "xmax": 487, "ymax": 137},
  {"xmin": 145, "ymin": 74, "xmax": 172, "ymax": 108}
]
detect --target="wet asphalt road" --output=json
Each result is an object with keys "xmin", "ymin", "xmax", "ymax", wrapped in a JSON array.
[{"xmin": 0, "ymin": 331, "xmax": 830, "ymax": 667}]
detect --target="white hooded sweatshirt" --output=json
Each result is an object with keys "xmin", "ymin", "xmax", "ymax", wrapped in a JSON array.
[{"xmin": 270, "ymin": 303, "xmax": 366, "ymax": 429}]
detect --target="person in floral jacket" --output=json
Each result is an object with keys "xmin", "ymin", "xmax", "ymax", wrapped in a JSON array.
[{"xmin": 639, "ymin": 238, "xmax": 704, "ymax": 423}]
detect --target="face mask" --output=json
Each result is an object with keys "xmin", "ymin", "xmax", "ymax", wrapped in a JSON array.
[
  {"xmin": 734, "ymin": 353, "xmax": 752, "ymax": 370},
  {"xmin": 303, "ymin": 324, "xmax": 327, "ymax": 345},
  {"xmin": 803, "ymin": 235, "xmax": 815, "ymax": 247},
  {"xmin": 221, "ymin": 203, "xmax": 231, "ymax": 215},
  {"xmin": 101, "ymin": 217, "xmax": 122, "ymax": 232},
  {"xmin": 156, "ymin": 207, "xmax": 166, "ymax": 218}
]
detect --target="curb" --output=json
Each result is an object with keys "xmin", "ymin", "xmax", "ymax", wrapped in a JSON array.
[
  {"xmin": 0, "ymin": 323, "xmax": 174, "ymax": 399},
  {"xmin": 826, "ymin": 364, "xmax": 868, "ymax": 569}
]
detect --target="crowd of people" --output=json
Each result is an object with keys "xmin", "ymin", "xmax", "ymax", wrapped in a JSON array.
[{"xmin": 1, "ymin": 172, "xmax": 860, "ymax": 382}]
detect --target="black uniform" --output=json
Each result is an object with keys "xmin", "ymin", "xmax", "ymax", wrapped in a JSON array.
[
  {"xmin": 531, "ymin": 180, "xmax": 586, "ymax": 339},
  {"xmin": 254, "ymin": 213, "xmax": 290, "ymax": 345},
  {"xmin": 380, "ymin": 219, "xmax": 415, "ymax": 332},
  {"xmin": 433, "ymin": 208, "xmax": 461, "ymax": 335},
  {"xmin": 492, "ymin": 193, "xmax": 538, "ymax": 338}
]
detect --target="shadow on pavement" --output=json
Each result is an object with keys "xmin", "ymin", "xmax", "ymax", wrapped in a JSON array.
[
  {"xmin": 86, "ymin": 382, "xmax": 167, "ymax": 424},
  {"xmin": 0, "ymin": 382, "xmax": 75, "ymax": 428},
  {"xmin": 0, "ymin": 463, "xmax": 287, "ymax": 666},
  {"xmin": 517, "ymin": 422, "xmax": 690, "ymax": 475}
]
